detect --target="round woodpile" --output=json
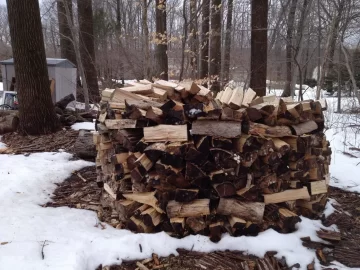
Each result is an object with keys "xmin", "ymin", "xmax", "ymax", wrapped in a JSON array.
[{"xmin": 94, "ymin": 80, "xmax": 331, "ymax": 242}]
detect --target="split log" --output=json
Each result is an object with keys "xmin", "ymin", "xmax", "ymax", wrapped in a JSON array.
[
  {"xmin": 121, "ymin": 84, "xmax": 154, "ymax": 95},
  {"xmin": 128, "ymin": 216, "xmax": 153, "ymax": 233},
  {"xmin": 170, "ymin": 217, "xmax": 185, "ymax": 235},
  {"xmin": 244, "ymin": 122, "xmax": 292, "ymax": 137},
  {"xmin": 152, "ymin": 87, "xmax": 168, "ymax": 101},
  {"xmin": 146, "ymin": 107, "xmax": 163, "ymax": 124},
  {"xmin": 263, "ymin": 187, "xmax": 310, "ymax": 204},
  {"xmin": 114, "ymin": 200, "xmax": 142, "ymax": 222},
  {"xmin": 0, "ymin": 110, "xmax": 19, "ymax": 135},
  {"xmin": 175, "ymin": 189, "xmax": 199, "ymax": 202},
  {"xmin": 144, "ymin": 143, "xmax": 166, "ymax": 162},
  {"xmin": 166, "ymin": 199, "xmax": 210, "ymax": 218},
  {"xmin": 272, "ymin": 138, "xmax": 290, "ymax": 155},
  {"xmin": 143, "ymin": 125, "xmax": 188, "ymax": 142},
  {"xmin": 123, "ymin": 192, "xmax": 164, "ymax": 213},
  {"xmin": 220, "ymin": 107, "xmax": 245, "ymax": 122},
  {"xmin": 290, "ymin": 121, "xmax": 318, "ymax": 135},
  {"xmin": 105, "ymin": 119, "xmax": 137, "ymax": 129},
  {"xmin": 307, "ymin": 180, "xmax": 327, "ymax": 195},
  {"xmin": 186, "ymin": 216, "xmax": 207, "ymax": 233},
  {"xmin": 220, "ymin": 87, "xmax": 233, "ymax": 104},
  {"xmin": 209, "ymin": 222, "xmax": 224, "ymax": 243},
  {"xmin": 217, "ymin": 198, "xmax": 265, "ymax": 223},
  {"xmin": 213, "ymin": 182, "xmax": 237, "ymax": 197},
  {"xmin": 192, "ymin": 120, "xmax": 242, "ymax": 138},
  {"xmin": 141, "ymin": 207, "xmax": 164, "ymax": 226},
  {"xmin": 242, "ymin": 88, "xmax": 257, "ymax": 107},
  {"xmin": 228, "ymin": 87, "xmax": 244, "ymax": 109}
]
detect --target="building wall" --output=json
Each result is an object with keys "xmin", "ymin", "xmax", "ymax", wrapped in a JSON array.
[
  {"xmin": 55, "ymin": 67, "xmax": 77, "ymax": 101},
  {"xmin": 1, "ymin": 65, "xmax": 15, "ymax": 91}
]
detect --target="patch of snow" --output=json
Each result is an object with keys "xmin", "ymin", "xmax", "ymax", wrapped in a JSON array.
[
  {"xmin": 324, "ymin": 199, "xmax": 339, "ymax": 218},
  {"xmin": 66, "ymin": 101, "xmax": 98, "ymax": 111},
  {"xmin": 188, "ymin": 108, "xmax": 202, "ymax": 116},
  {"xmin": 0, "ymin": 151, "xmax": 338, "ymax": 270},
  {"xmin": 0, "ymin": 135, "xmax": 6, "ymax": 149},
  {"xmin": 71, "ymin": 122, "xmax": 95, "ymax": 131}
]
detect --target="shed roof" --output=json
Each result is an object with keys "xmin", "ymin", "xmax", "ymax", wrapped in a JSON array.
[{"xmin": 0, "ymin": 58, "xmax": 76, "ymax": 68}]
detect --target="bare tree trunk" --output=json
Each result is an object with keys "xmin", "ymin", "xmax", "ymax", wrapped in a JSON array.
[
  {"xmin": 189, "ymin": 0, "xmax": 197, "ymax": 79},
  {"xmin": 341, "ymin": 42, "xmax": 360, "ymax": 104},
  {"xmin": 179, "ymin": 0, "xmax": 188, "ymax": 82},
  {"xmin": 7, "ymin": 0, "xmax": 60, "ymax": 135},
  {"xmin": 281, "ymin": 0, "xmax": 297, "ymax": 97},
  {"xmin": 155, "ymin": 0, "xmax": 168, "ymax": 80},
  {"xmin": 209, "ymin": 0, "xmax": 221, "ymax": 92},
  {"xmin": 62, "ymin": 0, "xmax": 90, "ymax": 110},
  {"xmin": 142, "ymin": 0, "xmax": 150, "ymax": 80},
  {"xmin": 77, "ymin": 0, "xmax": 100, "ymax": 102},
  {"xmin": 200, "ymin": 0, "xmax": 210, "ymax": 79},
  {"xmin": 250, "ymin": 0, "xmax": 268, "ymax": 97},
  {"xmin": 57, "ymin": 0, "xmax": 77, "ymax": 66},
  {"xmin": 223, "ymin": 0, "xmax": 233, "ymax": 85},
  {"xmin": 316, "ymin": 0, "xmax": 345, "ymax": 100},
  {"xmin": 291, "ymin": 0, "xmax": 313, "ymax": 97}
]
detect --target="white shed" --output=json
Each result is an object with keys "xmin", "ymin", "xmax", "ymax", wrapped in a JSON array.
[{"xmin": 0, "ymin": 58, "xmax": 77, "ymax": 103}]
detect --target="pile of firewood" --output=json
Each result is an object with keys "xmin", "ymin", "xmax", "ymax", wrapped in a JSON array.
[{"xmin": 94, "ymin": 79, "xmax": 331, "ymax": 242}]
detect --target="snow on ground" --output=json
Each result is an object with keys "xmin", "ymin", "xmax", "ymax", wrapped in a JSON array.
[
  {"xmin": 66, "ymin": 101, "xmax": 98, "ymax": 111},
  {"xmin": 71, "ymin": 122, "xmax": 95, "ymax": 131},
  {"xmin": 0, "ymin": 151, "xmax": 338, "ymax": 270},
  {"xmin": 0, "ymin": 136, "xmax": 6, "ymax": 149}
]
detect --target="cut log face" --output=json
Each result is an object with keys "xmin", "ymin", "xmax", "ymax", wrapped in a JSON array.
[
  {"xmin": 192, "ymin": 120, "xmax": 242, "ymax": 138},
  {"xmin": 290, "ymin": 121, "xmax": 318, "ymax": 135},
  {"xmin": 175, "ymin": 189, "xmax": 199, "ymax": 202},
  {"xmin": 186, "ymin": 216, "xmax": 206, "ymax": 233},
  {"xmin": 143, "ymin": 125, "xmax": 188, "ymax": 142},
  {"xmin": 213, "ymin": 182, "xmax": 236, "ymax": 197},
  {"xmin": 166, "ymin": 199, "xmax": 210, "ymax": 218},
  {"xmin": 217, "ymin": 199, "xmax": 265, "ymax": 223}
]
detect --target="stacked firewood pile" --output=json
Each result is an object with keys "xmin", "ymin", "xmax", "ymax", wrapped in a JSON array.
[{"xmin": 94, "ymin": 79, "xmax": 331, "ymax": 242}]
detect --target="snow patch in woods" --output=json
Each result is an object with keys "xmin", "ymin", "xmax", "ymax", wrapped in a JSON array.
[
  {"xmin": 0, "ymin": 136, "xmax": 6, "ymax": 149},
  {"xmin": 71, "ymin": 122, "xmax": 95, "ymax": 131},
  {"xmin": 0, "ymin": 152, "xmax": 340, "ymax": 270},
  {"xmin": 324, "ymin": 198, "xmax": 339, "ymax": 218}
]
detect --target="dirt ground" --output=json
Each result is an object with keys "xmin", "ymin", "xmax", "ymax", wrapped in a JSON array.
[{"xmin": 44, "ymin": 166, "xmax": 360, "ymax": 270}]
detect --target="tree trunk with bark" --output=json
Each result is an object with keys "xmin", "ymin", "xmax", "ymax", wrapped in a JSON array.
[
  {"xmin": 209, "ymin": 0, "xmax": 221, "ymax": 93},
  {"xmin": 142, "ymin": 0, "xmax": 150, "ymax": 80},
  {"xmin": 316, "ymin": 0, "xmax": 345, "ymax": 100},
  {"xmin": 223, "ymin": 0, "xmax": 233, "ymax": 85},
  {"xmin": 282, "ymin": 0, "xmax": 297, "ymax": 97},
  {"xmin": 6, "ymin": 0, "xmax": 60, "ymax": 135},
  {"xmin": 77, "ymin": 0, "xmax": 100, "ymax": 102},
  {"xmin": 57, "ymin": 0, "xmax": 77, "ymax": 66},
  {"xmin": 189, "ymin": 0, "xmax": 198, "ymax": 79},
  {"xmin": 155, "ymin": 0, "xmax": 168, "ymax": 80},
  {"xmin": 200, "ymin": 0, "xmax": 210, "ymax": 79},
  {"xmin": 250, "ymin": 0, "xmax": 268, "ymax": 97}
]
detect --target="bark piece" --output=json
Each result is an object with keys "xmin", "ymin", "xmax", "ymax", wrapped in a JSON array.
[
  {"xmin": 192, "ymin": 120, "xmax": 241, "ymax": 138},
  {"xmin": 186, "ymin": 216, "xmax": 206, "ymax": 233},
  {"xmin": 213, "ymin": 182, "xmax": 236, "ymax": 197}
]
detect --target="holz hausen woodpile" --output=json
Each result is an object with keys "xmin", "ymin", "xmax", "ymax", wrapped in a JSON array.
[{"xmin": 94, "ymin": 79, "xmax": 330, "ymax": 242}]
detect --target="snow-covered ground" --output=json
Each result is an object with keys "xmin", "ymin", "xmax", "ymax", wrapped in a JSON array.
[
  {"xmin": 0, "ymin": 151, "xmax": 338, "ymax": 269},
  {"xmin": 71, "ymin": 122, "xmax": 95, "ymax": 131},
  {"xmin": 0, "ymin": 86, "xmax": 359, "ymax": 269}
]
